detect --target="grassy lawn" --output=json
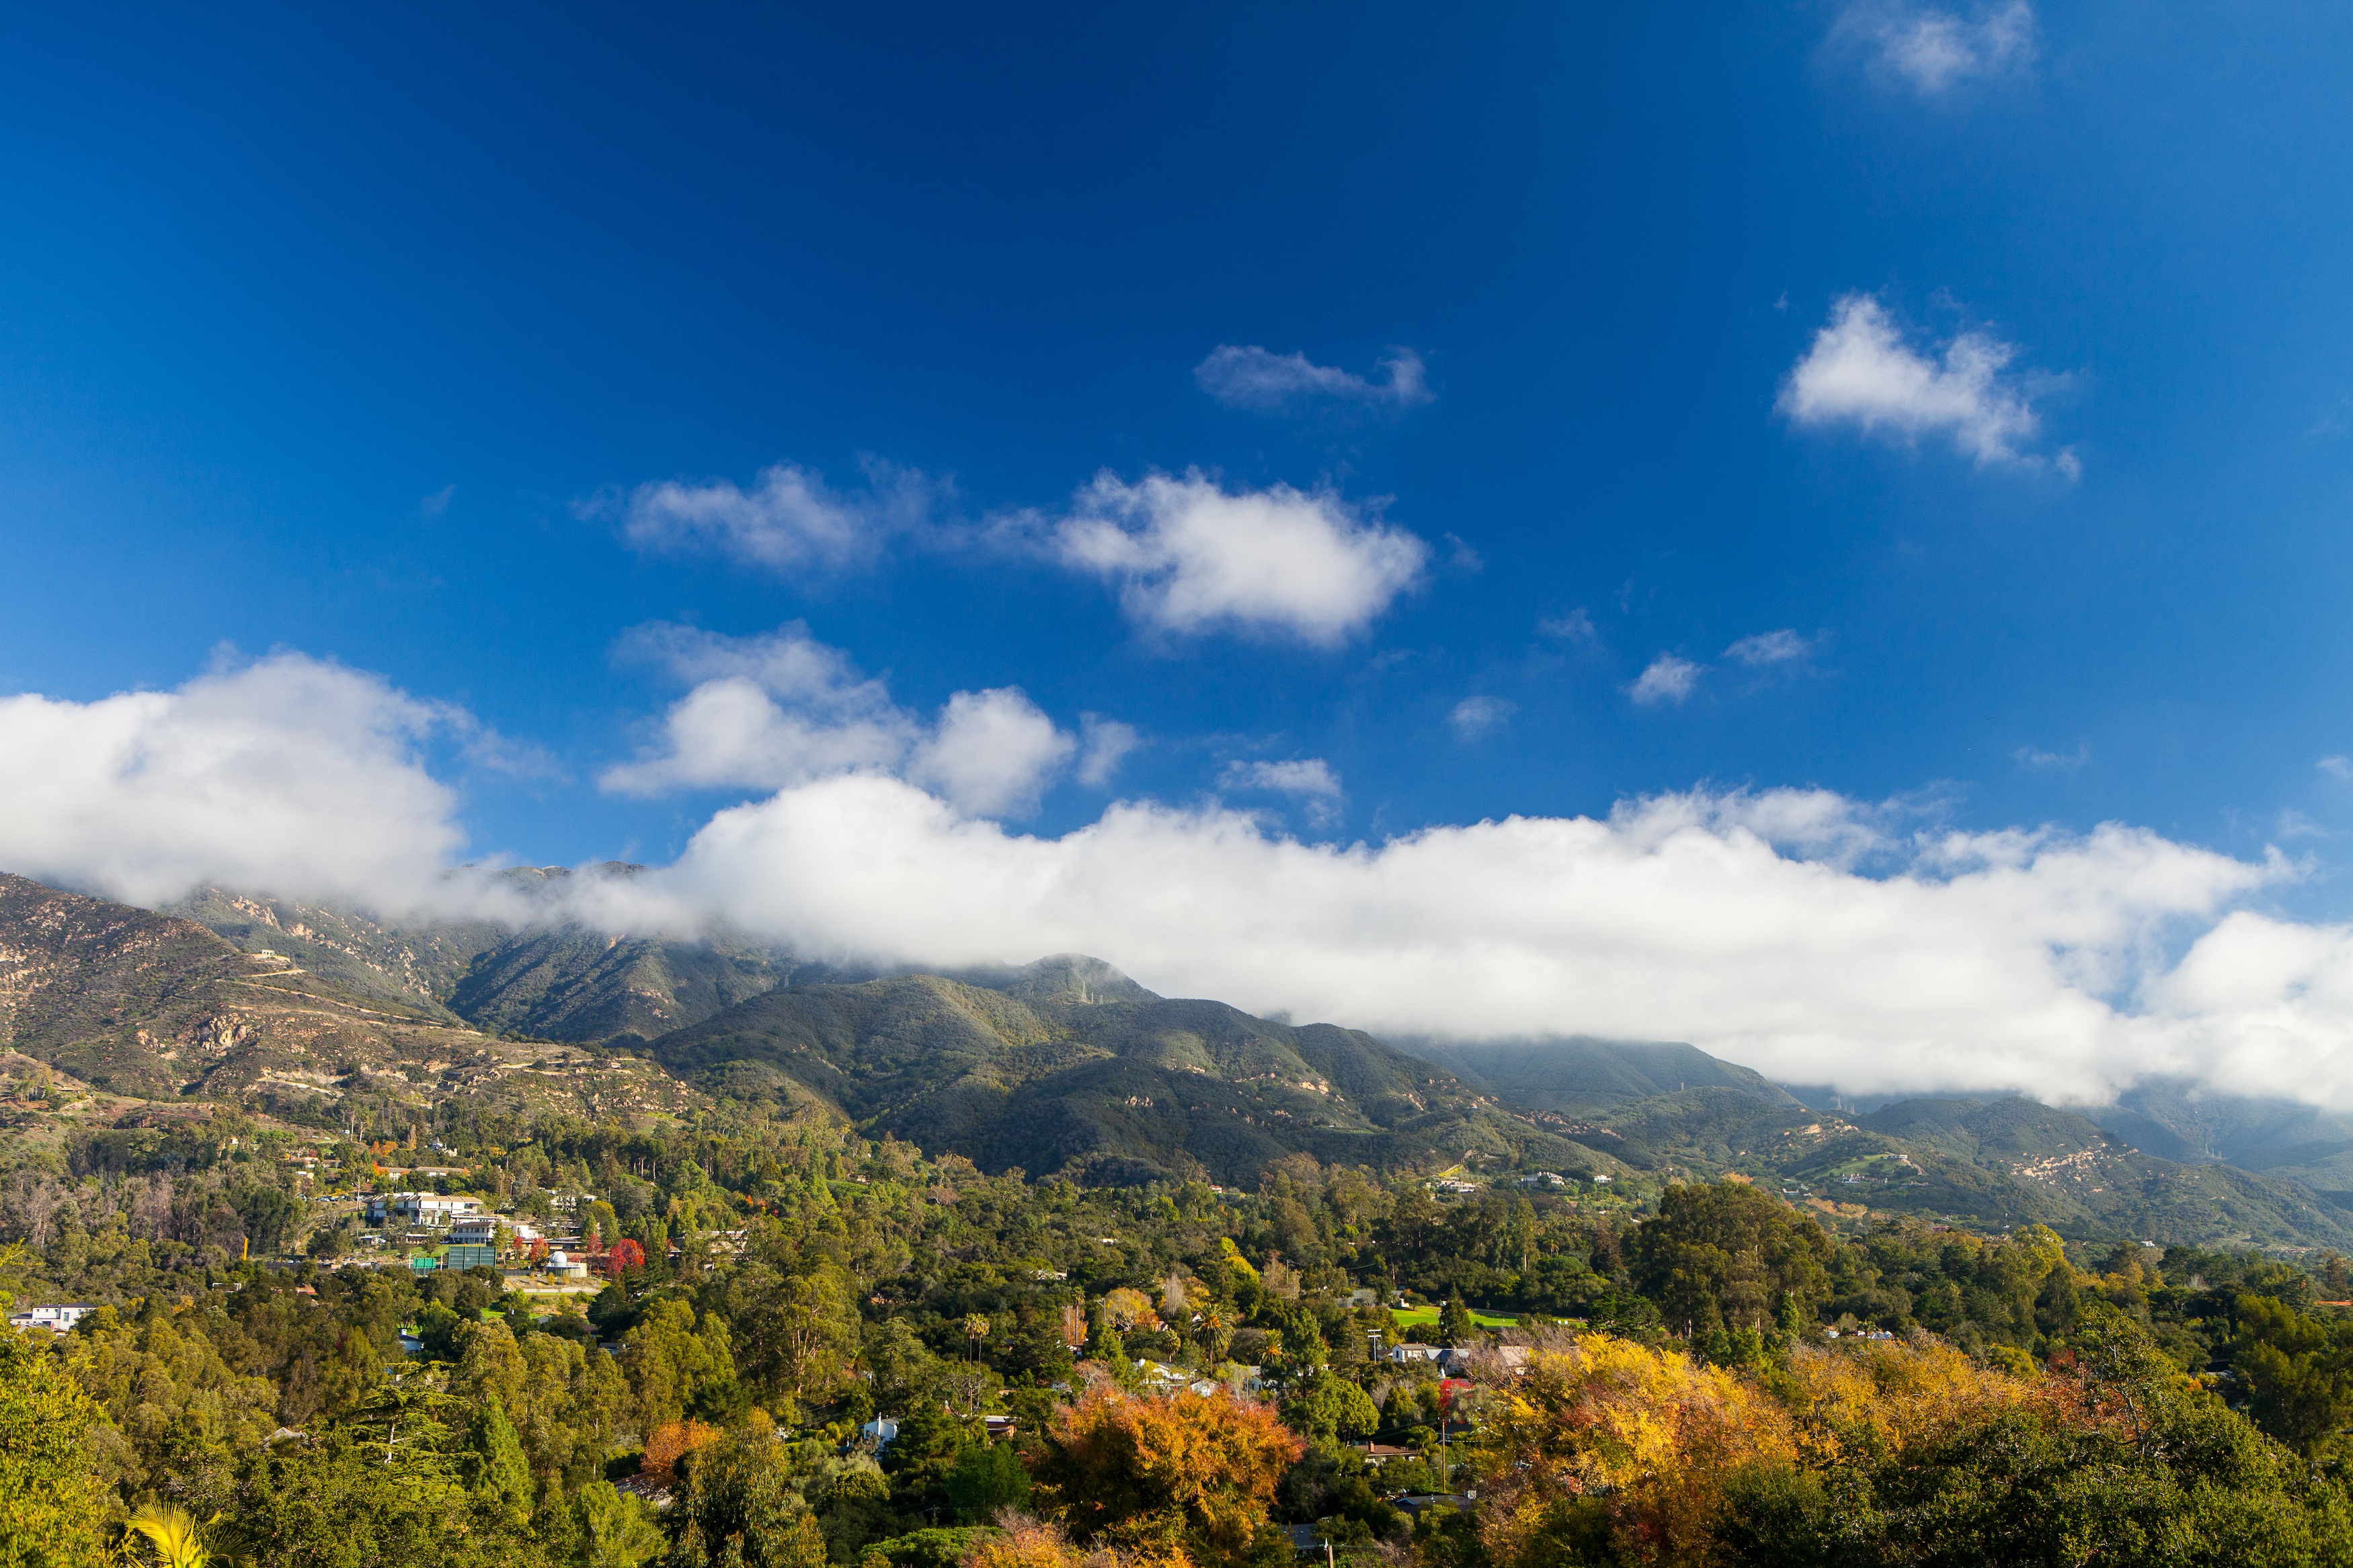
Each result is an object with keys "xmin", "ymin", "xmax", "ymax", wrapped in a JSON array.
[{"xmin": 1390, "ymin": 1305, "xmax": 1524, "ymax": 1329}]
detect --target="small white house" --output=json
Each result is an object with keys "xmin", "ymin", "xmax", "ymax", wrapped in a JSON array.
[
  {"xmin": 7, "ymin": 1303, "xmax": 97, "ymax": 1333},
  {"xmin": 861, "ymin": 1418, "xmax": 900, "ymax": 1448}
]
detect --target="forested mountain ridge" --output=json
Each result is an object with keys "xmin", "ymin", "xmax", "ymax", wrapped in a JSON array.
[
  {"xmin": 1392, "ymin": 1035, "xmax": 1797, "ymax": 1113},
  {"xmin": 168, "ymin": 870, "xmax": 796, "ymax": 1045},
  {"xmin": 9, "ymin": 868, "xmax": 2353, "ymax": 1249},
  {"xmin": 645, "ymin": 963, "xmax": 1587, "ymax": 1186},
  {"xmin": 0, "ymin": 873, "xmax": 703, "ymax": 1122}
]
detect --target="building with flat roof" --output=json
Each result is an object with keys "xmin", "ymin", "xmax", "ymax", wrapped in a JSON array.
[
  {"xmin": 6, "ymin": 1303, "xmax": 97, "ymax": 1333},
  {"xmin": 363, "ymin": 1192, "xmax": 487, "ymax": 1229}
]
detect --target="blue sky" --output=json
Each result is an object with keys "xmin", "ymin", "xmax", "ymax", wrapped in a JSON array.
[{"xmin": 7, "ymin": 3, "xmax": 2353, "ymax": 1100}]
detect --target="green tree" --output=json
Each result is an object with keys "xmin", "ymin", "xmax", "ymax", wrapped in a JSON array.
[
  {"xmin": 883, "ymin": 1404, "xmax": 980, "ymax": 1502},
  {"xmin": 0, "ymin": 1332, "xmax": 116, "ymax": 1568},
  {"xmin": 71, "ymin": 1300, "xmax": 279, "ymax": 1491},
  {"xmin": 573, "ymin": 1479, "xmax": 664, "ymax": 1568},
  {"xmin": 1281, "ymin": 1374, "xmax": 1382, "ymax": 1443},
  {"xmin": 943, "ymin": 1440, "xmax": 1031, "ymax": 1522},
  {"xmin": 621, "ymin": 1298, "xmax": 734, "ymax": 1438},
  {"xmin": 463, "ymin": 1395, "xmax": 534, "ymax": 1534},
  {"xmin": 207, "ymin": 1428, "xmax": 506, "ymax": 1568},
  {"xmin": 1436, "ymin": 1298, "xmax": 1476, "ymax": 1348},
  {"xmin": 1630, "ymin": 1182, "xmax": 1833, "ymax": 1339},
  {"xmin": 664, "ymin": 1436, "xmax": 827, "ymax": 1568},
  {"xmin": 234, "ymin": 1185, "xmax": 305, "ymax": 1257},
  {"xmin": 2232, "ymin": 1293, "xmax": 2353, "ymax": 1457}
]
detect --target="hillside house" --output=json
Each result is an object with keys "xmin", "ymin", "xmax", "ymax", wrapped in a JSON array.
[
  {"xmin": 7, "ymin": 1303, "xmax": 97, "ymax": 1333},
  {"xmin": 364, "ymin": 1192, "xmax": 487, "ymax": 1229}
]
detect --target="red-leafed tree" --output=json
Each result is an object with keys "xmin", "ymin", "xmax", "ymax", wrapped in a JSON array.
[{"xmin": 604, "ymin": 1238, "xmax": 647, "ymax": 1278}]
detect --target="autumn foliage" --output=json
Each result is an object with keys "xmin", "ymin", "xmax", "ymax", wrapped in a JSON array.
[
  {"xmin": 1469, "ymin": 1315, "xmax": 2346, "ymax": 1568},
  {"xmin": 604, "ymin": 1237, "xmax": 647, "ymax": 1278},
  {"xmin": 643, "ymin": 1417, "xmax": 725, "ymax": 1484},
  {"xmin": 1031, "ymin": 1378, "xmax": 1302, "ymax": 1568},
  {"xmin": 963, "ymin": 1514, "xmax": 1109, "ymax": 1568}
]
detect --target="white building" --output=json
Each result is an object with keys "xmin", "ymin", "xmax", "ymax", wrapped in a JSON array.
[
  {"xmin": 363, "ymin": 1192, "xmax": 487, "ymax": 1229},
  {"xmin": 7, "ymin": 1303, "xmax": 97, "ymax": 1333}
]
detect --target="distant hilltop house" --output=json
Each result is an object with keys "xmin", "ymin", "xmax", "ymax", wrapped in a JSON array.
[
  {"xmin": 7, "ymin": 1303, "xmax": 97, "ymax": 1333},
  {"xmin": 364, "ymin": 1192, "xmax": 487, "ymax": 1229}
]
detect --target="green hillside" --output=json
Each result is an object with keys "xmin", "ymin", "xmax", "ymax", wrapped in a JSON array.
[
  {"xmin": 1397, "ymin": 1034, "xmax": 1798, "ymax": 1113},
  {"xmin": 647, "ymin": 964, "xmax": 1591, "ymax": 1184},
  {"xmin": 169, "ymin": 870, "xmax": 795, "ymax": 1045},
  {"xmin": 18, "ymin": 866, "xmax": 2353, "ymax": 1248},
  {"xmin": 1490, "ymin": 1081, "xmax": 2353, "ymax": 1250}
]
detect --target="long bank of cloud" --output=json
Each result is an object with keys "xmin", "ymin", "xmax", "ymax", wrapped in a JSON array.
[{"xmin": 3, "ymin": 652, "xmax": 2348, "ymax": 1111}]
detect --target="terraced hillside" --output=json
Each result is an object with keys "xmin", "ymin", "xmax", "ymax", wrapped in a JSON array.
[
  {"xmin": 168, "ymin": 872, "xmax": 795, "ymax": 1044},
  {"xmin": 0, "ymin": 874, "xmax": 701, "ymax": 1124}
]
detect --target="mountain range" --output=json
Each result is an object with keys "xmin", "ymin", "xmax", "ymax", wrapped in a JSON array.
[{"xmin": 5, "ymin": 868, "xmax": 2352, "ymax": 1251}]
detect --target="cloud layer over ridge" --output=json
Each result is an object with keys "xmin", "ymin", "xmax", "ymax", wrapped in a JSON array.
[{"xmin": 6, "ymin": 654, "xmax": 2352, "ymax": 1112}]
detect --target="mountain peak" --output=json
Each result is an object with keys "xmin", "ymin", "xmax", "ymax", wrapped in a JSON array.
[{"xmin": 963, "ymin": 953, "xmax": 1159, "ymax": 1005}]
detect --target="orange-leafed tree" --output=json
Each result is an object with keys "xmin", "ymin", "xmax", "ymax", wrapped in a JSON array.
[
  {"xmin": 1101, "ymin": 1288, "xmax": 1162, "ymax": 1335},
  {"xmin": 964, "ymin": 1513, "xmax": 1093, "ymax": 1568},
  {"xmin": 1032, "ymin": 1378, "xmax": 1301, "ymax": 1568},
  {"xmin": 643, "ymin": 1417, "xmax": 725, "ymax": 1484},
  {"xmin": 604, "ymin": 1238, "xmax": 646, "ymax": 1279}
]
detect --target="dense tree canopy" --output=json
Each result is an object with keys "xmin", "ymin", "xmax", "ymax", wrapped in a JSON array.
[{"xmin": 9, "ymin": 1102, "xmax": 2353, "ymax": 1568}]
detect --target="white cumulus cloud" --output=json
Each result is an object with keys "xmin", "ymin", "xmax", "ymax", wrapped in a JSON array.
[
  {"xmin": 23, "ymin": 649, "xmax": 2353, "ymax": 1112},
  {"xmin": 1076, "ymin": 716, "xmax": 1142, "ymax": 788},
  {"xmin": 1631, "ymin": 655, "xmax": 1702, "ymax": 706},
  {"xmin": 910, "ymin": 689, "xmax": 1076, "ymax": 818},
  {"xmin": 1056, "ymin": 471, "xmax": 1429, "ymax": 645},
  {"xmin": 1833, "ymin": 1, "xmax": 2038, "ymax": 95},
  {"xmin": 0, "ymin": 654, "xmax": 469, "ymax": 909},
  {"xmin": 594, "ymin": 774, "xmax": 2325, "ymax": 1108},
  {"xmin": 1194, "ymin": 345, "xmax": 1433, "ymax": 413},
  {"xmin": 600, "ymin": 623, "xmax": 1079, "ymax": 819},
  {"xmin": 604, "ymin": 458, "xmax": 939, "ymax": 571},
  {"xmin": 1780, "ymin": 294, "xmax": 2055, "ymax": 466}
]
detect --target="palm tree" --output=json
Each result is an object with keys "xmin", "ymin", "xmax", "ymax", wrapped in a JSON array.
[
  {"xmin": 963, "ymin": 1312, "xmax": 991, "ymax": 1364},
  {"xmin": 1201, "ymin": 1306, "xmax": 1234, "ymax": 1366},
  {"xmin": 125, "ymin": 1501, "xmax": 214, "ymax": 1568}
]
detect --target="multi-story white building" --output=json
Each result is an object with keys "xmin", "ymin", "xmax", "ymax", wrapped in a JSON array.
[{"xmin": 363, "ymin": 1192, "xmax": 487, "ymax": 1229}]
